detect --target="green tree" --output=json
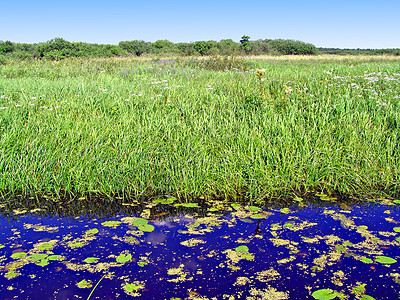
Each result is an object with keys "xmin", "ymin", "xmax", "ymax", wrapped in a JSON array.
[
  {"xmin": 119, "ymin": 40, "xmax": 148, "ymax": 56},
  {"xmin": 240, "ymin": 35, "xmax": 252, "ymax": 54}
]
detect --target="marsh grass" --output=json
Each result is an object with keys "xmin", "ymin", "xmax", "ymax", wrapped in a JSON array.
[{"xmin": 0, "ymin": 56, "xmax": 399, "ymax": 201}]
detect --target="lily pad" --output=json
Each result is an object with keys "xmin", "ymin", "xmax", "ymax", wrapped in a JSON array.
[
  {"xmin": 181, "ymin": 203, "xmax": 199, "ymax": 208},
  {"xmin": 351, "ymin": 284, "xmax": 366, "ymax": 295},
  {"xmin": 68, "ymin": 241, "xmax": 85, "ymax": 249},
  {"xmin": 359, "ymin": 295, "xmax": 376, "ymax": 300},
  {"xmin": 153, "ymin": 198, "xmax": 175, "ymax": 204},
  {"xmin": 393, "ymin": 227, "xmax": 400, "ymax": 232},
  {"xmin": 283, "ymin": 222, "xmax": 294, "ymax": 228},
  {"xmin": 132, "ymin": 218, "xmax": 148, "ymax": 226},
  {"xmin": 280, "ymin": 208, "xmax": 290, "ymax": 214},
  {"xmin": 48, "ymin": 255, "xmax": 65, "ymax": 261},
  {"xmin": 137, "ymin": 261, "xmax": 148, "ymax": 267},
  {"xmin": 36, "ymin": 242, "xmax": 54, "ymax": 251},
  {"xmin": 36, "ymin": 259, "xmax": 49, "ymax": 267},
  {"xmin": 138, "ymin": 224, "xmax": 155, "ymax": 232},
  {"xmin": 239, "ymin": 218, "xmax": 254, "ymax": 223},
  {"xmin": 85, "ymin": 228, "xmax": 99, "ymax": 235},
  {"xmin": 84, "ymin": 257, "xmax": 99, "ymax": 264},
  {"xmin": 250, "ymin": 213, "xmax": 266, "ymax": 219},
  {"xmin": 375, "ymin": 256, "xmax": 397, "ymax": 264},
  {"xmin": 311, "ymin": 289, "xmax": 338, "ymax": 300},
  {"xmin": 248, "ymin": 206, "xmax": 261, "ymax": 212},
  {"xmin": 101, "ymin": 221, "xmax": 122, "ymax": 228},
  {"xmin": 235, "ymin": 245, "xmax": 249, "ymax": 253},
  {"xmin": 358, "ymin": 225, "xmax": 368, "ymax": 230},
  {"xmin": 27, "ymin": 253, "xmax": 48, "ymax": 262},
  {"xmin": 241, "ymin": 252, "xmax": 255, "ymax": 260},
  {"xmin": 0, "ymin": 244, "xmax": 5, "ymax": 249},
  {"xmin": 359, "ymin": 257, "xmax": 373, "ymax": 264},
  {"xmin": 5, "ymin": 271, "xmax": 19, "ymax": 279},
  {"xmin": 123, "ymin": 283, "xmax": 144, "ymax": 293},
  {"xmin": 77, "ymin": 279, "xmax": 93, "ymax": 289},
  {"xmin": 11, "ymin": 252, "xmax": 27, "ymax": 260},
  {"xmin": 231, "ymin": 203, "xmax": 240, "ymax": 209},
  {"xmin": 393, "ymin": 200, "xmax": 400, "ymax": 204},
  {"xmin": 116, "ymin": 253, "xmax": 132, "ymax": 264}
]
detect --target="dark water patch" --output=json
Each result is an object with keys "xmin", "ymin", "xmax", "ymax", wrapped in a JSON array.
[{"xmin": 0, "ymin": 199, "xmax": 399, "ymax": 299}]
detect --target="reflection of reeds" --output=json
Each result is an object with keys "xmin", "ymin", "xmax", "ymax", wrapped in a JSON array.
[{"xmin": 0, "ymin": 56, "xmax": 399, "ymax": 202}]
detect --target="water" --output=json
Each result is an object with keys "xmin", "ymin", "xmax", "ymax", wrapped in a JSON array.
[{"xmin": 0, "ymin": 198, "xmax": 399, "ymax": 299}]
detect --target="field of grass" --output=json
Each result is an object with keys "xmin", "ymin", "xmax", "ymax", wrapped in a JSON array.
[{"xmin": 0, "ymin": 55, "xmax": 399, "ymax": 201}]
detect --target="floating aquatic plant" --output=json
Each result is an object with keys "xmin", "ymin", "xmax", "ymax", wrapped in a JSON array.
[
  {"xmin": 84, "ymin": 257, "xmax": 99, "ymax": 264},
  {"xmin": 311, "ymin": 289, "xmax": 338, "ymax": 299},
  {"xmin": 132, "ymin": 218, "xmax": 148, "ymax": 226},
  {"xmin": 77, "ymin": 279, "xmax": 93, "ymax": 289},
  {"xmin": 116, "ymin": 253, "xmax": 132, "ymax": 264},
  {"xmin": 11, "ymin": 252, "xmax": 27, "ymax": 259},
  {"xmin": 101, "ymin": 221, "xmax": 122, "ymax": 228},
  {"xmin": 358, "ymin": 257, "xmax": 373, "ymax": 264},
  {"xmin": 375, "ymin": 256, "xmax": 397, "ymax": 264},
  {"xmin": 27, "ymin": 253, "xmax": 48, "ymax": 262},
  {"xmin": 250, "ymin": 213, "xmax": 266, "ymax": 219}
]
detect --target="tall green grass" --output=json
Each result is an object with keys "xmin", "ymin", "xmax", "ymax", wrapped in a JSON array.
[{"xmin": 0, "ymin": 56, "xmax": 399, "ymax": 201}]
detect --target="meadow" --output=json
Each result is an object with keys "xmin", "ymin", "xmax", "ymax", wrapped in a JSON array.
[{"xmin": 0, "ymin": 55, "xmax": 399, "ymax": 202}]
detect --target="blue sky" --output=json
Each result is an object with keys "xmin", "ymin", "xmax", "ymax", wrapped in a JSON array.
[{"xmin": 1, "ymin": 0, "xmax": 399, "ymax": 49}]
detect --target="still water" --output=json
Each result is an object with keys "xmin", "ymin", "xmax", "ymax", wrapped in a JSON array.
[{"xmin": 0, "ymin": 197, "xmax": 399, "ymax": 299}]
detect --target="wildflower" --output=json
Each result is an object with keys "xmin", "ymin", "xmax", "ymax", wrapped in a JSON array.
[
  {"xmin": 0, "ymin": 107, "xmax": 7, "ymax": 109},
  {"xmin": 124, "ymin": 99, "xmax": 130, "ymax": 101},
  {"xmin": 283, "ymin": 85, "xmax": 292, "ymax": 93},
  {"xmin": 15, "ymin": 104, "xmax": 22, "ymax": 107}
]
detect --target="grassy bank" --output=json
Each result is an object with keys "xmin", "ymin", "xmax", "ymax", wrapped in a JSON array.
[{"xmin": 0, "ymin": 55, "xmax": 399, "ymax": 201}]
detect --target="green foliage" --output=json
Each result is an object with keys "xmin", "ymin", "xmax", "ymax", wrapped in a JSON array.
[
  {"xmin": 176, "ymin": 42, "xmax": 197, "ymax": 55},
  {"xmin": 240, "ymin": 35, "xmax": 252, "ymax": 54},
  {"xmin": 250, "ymin": 39, "xmax": 318, "ymax": 55},
  {"xmin": 193, "ymin": 40, "xmax": 217, "ymax": 56},
  {"xmin": 116, "ymin": 253, "xmax": 132, "ymax": 263},
  {"xmin": 2, "ymin": 37, "xmax": 399, "ymax": 59},
  {"xmin": 217, "ymin": 39, "xmax": 241, "ymax": 55},
  {"xmin": 119, "ymin": 40, "xmax": 148, "ymax": 56},
  {"xmin": 0, "ymin": 57, "xmax": 399, "ymax": 200},
  {"xmin": 312, "ymin": 289, "xmax": 338, "ymax": 299},
  {"xmin": 0, "ymin": 41, "xmax": 14, "ymax": 54},
  {"xmin": 149, "ymin": 39, "xmax": 180, "ymax": 54}
]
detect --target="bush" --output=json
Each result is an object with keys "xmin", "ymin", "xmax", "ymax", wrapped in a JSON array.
[
  {"xmin": 119, "ymin": 40, "xmax": 149, "ymax": 56},
  {"xmin": 0, "ymin": 41, "xmax": 15, "ymax": 54},
  {"xmin": 216, "ymin": 39, "xmax": 241, "ymax": 55},
  {"xmin": 149, "ymin": 40, "xmax": 180, "ymax": 54},
  {"xmin": 193, "ymin": 41, "xmax": 217, "ymax": 56}
]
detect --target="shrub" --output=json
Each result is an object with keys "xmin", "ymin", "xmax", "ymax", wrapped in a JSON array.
[
  {"xmin": 0, "ymin": 41, "xmax": 15, "ymax": 54},
  {"xmin": 193, "ymin": 41, "xmax": 217, "ymax": 56},
  {"xmin": 119, "ymin": 40, "xmax": 149, "ymax": 56}
]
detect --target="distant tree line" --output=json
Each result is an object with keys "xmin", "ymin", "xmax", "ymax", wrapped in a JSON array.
[
  {"xmin": 318, "ymin": 47, "xmax": 400, "ymax": 56},
  {"xmin": 0, "ymin": 37, "xmax": 320, "ymax": 60},
  {"xmin": 0, "ymin": 37, "xmax": 398, "ymax": 60}
]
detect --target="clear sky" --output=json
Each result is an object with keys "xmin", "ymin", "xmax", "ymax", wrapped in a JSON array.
[{"xmin": 1, "ymin": 0, "xmax": 399, "ymax": 49}]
